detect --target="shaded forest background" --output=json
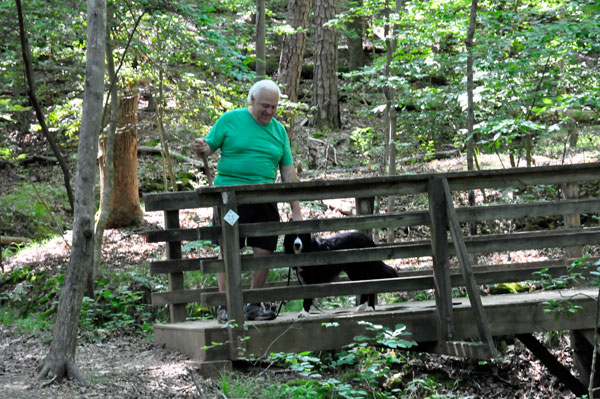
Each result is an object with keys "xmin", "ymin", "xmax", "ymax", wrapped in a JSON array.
[
  {"xmin": 0, "ymin": 0, "xmax": 599, "ymax": 398},
  {"xmin": 1, "ymin": 1, "xmax": 598, "ymax": 237}
]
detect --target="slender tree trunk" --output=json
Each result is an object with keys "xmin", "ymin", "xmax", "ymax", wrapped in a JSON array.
[
  {"xmin": 102, "ymin": 87, "xmax": 143, "ymax": 228},
  {"xmin": 37, "ymin": 0, "xmax": 106, "ymax": 384},
  {"xmin": 15, "ymin": 0, "xmax": 75, "ymax": 212},
  {"xmin": 313, "ymin": 0, "xmax": 340, "ymax": 128},
  {"xmin": 157, "ymin": 68, "xmax": 177, "ymax": 191},
  {"xmin": 256, "ymin": 0, "xmax": 266, "ymax": 78},
  {"xmin": 92, "ymin": 9, "xmax": 143, "ymax": 295},
  {"xmin": 384, "ymin": 0, "xmax": 400, "ymax": 243},
  {"xmin": 92, "ymin": 23, "xmax": 119, "ymax": 295},
  {"xmin": 466, "ymin": 0, "xmax": 478, "ymax": 235}
]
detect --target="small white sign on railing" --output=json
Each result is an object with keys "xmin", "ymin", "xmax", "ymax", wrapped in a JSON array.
[{"xmin": 224, "ymin": 209, "xmax": 240, "ymax": 226}]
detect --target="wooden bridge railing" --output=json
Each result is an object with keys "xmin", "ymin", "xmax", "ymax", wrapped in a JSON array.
[{"xmin": 144, "ymin": 162, "xmax": 600, "ymax": 358}]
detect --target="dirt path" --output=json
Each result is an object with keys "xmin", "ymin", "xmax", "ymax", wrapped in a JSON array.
[{"xmin": 0, "ymin": 323, "xmax": 208, "ymax": 398}]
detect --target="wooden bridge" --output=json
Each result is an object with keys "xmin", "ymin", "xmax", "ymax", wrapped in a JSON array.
[{"xmin": 144, "ymin": 162, "xmax": 600, "ymax": 392}]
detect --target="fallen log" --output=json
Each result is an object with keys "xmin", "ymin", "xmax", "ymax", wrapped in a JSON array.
[{"xmin": 0, "ymin": 236, "xmax": 30, "ymax": 245}]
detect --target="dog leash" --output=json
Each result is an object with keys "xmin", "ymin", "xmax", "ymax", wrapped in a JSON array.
[{"xmin": 274, "ymin": 267, "xmax": 293, "ymax": 316}]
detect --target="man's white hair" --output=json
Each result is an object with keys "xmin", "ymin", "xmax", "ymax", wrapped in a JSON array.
[{"xmin": 247, "ymin": 79, "xmax": 281, "ymax": 104}]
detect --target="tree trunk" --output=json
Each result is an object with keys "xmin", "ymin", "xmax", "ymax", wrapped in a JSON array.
[
  {"xmin": 91, "ymin": 23, "xmax": 119, "ymax": 295},
  {"xmin": 15, "ymin": 0, "xmax": 75, "ymax": 212},
  {"xmin": 466, "ymin": 0, "xmax": 478, "ymax": 235},
  {"xmin": 101, "ymin": 88, "xmax": 143, "ymax": 228},
  {"xmin": 277, "ymin": 0, "xmax": 312, "ymax": 103},
  {"xmin": 37, "ymin": 0, "xmax": 106, "ymax": 384},
  {"xmin": 345, "ymin": 0, "xmax": 367, "ymax": 71},
  {"xmin": 384, "ymin": 0, "xmax": 400, "ymax": 243},
  {"xmin": 277, "ymin": 0, "xmax": 313, "ymax": 138},
  {"xmin": 313, "ymin": 0, "xmax": 340, "ymax": 129},
  {"xmin": 256, "ymin": 0, "xmax": 266, "ymax": 78}
]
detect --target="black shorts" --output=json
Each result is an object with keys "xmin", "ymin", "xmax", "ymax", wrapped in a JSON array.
[{"xmin": 214, "ymin": 202, "xmax": 280, "ymax": 252}]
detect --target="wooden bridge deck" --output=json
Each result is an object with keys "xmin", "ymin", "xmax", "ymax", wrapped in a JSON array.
[{"xmin": 154, "ymin": 287, "xmax": 599, "ymax": 362}]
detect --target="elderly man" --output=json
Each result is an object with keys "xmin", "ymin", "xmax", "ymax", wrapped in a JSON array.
[{"xmin": 194, "ymin": 79, "xmax": 303, "ymax": 322}]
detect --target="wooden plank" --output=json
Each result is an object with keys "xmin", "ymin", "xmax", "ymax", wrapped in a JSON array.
[
  {"xmin": 356, "ymin": 197, "xmax": 376, "ymax": 241},
  {"xmin": 153, "ymin": 288, "xmax": 215, "ymax": 306},
  {"xmin": 150, "ymin": 258, "xmax": 202, "ymax": 274},
  {"xmin": 562, "ymin": 182, "xmax": 583, "ymax": 259},
  {"xmin": 144, "ymin": 177, "xmax": 429, "ymax": 211},
  {"xmin": 428, "ymin": 177, "xmax": 454, "ymax": 341},
  {"xmin": 144, "ymin": 191, "xmax": 221, "ymax": 212},
  {"xmin": 145, "ymin": 212, "xmax": 429, "ymax": 243},
  {"xmin": 165, "ymin": 210, "xmax": 187, "ymax": 323},
  {"xmin": 151, "ymin": 257, "xmax": 600, "ymax": 307},
  {"xmin": 144, "ymin": 198, "xmax": 600, "ymax": 244},
  {"xmin": 219, "ymin": 191, "xmax": 246, "ymax": 360},
  {"xmin": 355, "ymin": 196, "xmax": 376, "ymax": 306},
  {"xmin": 463, "ymin": 227, "xmax": 600, "ymax": 253},
  {"xmin": 516, "ymin": 333, "xmax": 587, "ymax": 396},
  {"xmin": 431, "ymin": 341, "xmax": 494, "ymax": 360},
  {"xmin": 446, "ymin": 162, "xmax": 600, "ymax": 191},
  {"xmin": 154, "ymin": 288, "xmax": 599, "ymax": 362},
  {"xmin": 143, "ymin": 163, "xmax": 600, "ymax": 211},
  {"xmin": 150, "ymin": 229, "xmax": 600, "ymax": 275},
  {"xmin": 442, "ymin": 178, "xmax": 497, "ymax": 357},
  {"xmin": 200, "ymin": 276, "xmax": 437, "ymax": 307},
  {"xmin": 152, "ymin": 281, "xmax": 302, "ymax": 306},
  {"xmin": 461, "ymin": 198, "xmax": 600, "ymax": 222},
  {"xmin": 146, "ymin": 226, "xmax": 221, "ymax": 243},
  {"xmin": 201, "ymin": 243, "xmax": 433, "ymax": 274}
]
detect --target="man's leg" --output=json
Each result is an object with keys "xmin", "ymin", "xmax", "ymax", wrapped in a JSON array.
[
  {"xmin": 217, "ymin": 272, "xmax": 226, "ymax": 291},
  {"xmin": 250, "ymin": 247, "xmax": 272, "ymax": 289},
  {"xmin": 245, "ymin": 246, "xmax": 276, "ymax": 320}
]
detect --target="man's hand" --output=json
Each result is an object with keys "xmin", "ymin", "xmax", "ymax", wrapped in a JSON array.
[{"xmin": 193, "ymin": 138, "xmax": 212, "ymax": 156}]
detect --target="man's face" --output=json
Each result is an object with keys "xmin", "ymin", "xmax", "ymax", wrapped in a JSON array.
[{"xmin": 250, "ymin": 88, "xmax": 279, "ymax": 126}]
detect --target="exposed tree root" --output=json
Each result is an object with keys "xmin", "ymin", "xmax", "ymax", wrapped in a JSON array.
[{"xmin": 36, "ymin": 357, "xmax": 89, "ymax": 387}]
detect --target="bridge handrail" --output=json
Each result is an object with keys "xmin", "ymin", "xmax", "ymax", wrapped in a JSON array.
[{"xmin": 143, "ymin": 162, "xmax": 600, "ymax": 337}]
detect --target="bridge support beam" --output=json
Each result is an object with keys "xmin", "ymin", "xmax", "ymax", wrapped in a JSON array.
[
  {"xmin": 571, "ymin": 329, "xmax": 600, "ymax": 398},
  {"xmin": 516, "ymin": 333, "xmax": 587, "ymax": 397}
]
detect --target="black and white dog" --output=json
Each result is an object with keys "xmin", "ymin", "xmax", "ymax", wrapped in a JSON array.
[{"xmin": 283, "ymin": 231, "xmax": 398, "ymax": 318}]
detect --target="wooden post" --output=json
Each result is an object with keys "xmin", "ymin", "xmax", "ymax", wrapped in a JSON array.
[
  {"xmin": 427, "ymin": 177, "xmax": 453, "ymax": 341},
  {"xmin": 165, "ymin": 210, "xmax": 186, "ymax": 323},
  {"xmin": 220, "ymin": 191, "xmax": 246, "ymax": 359},
  {"xmin": 356, "ymin": 196, "xmax": 376, "ymax": 306},
  {"xmin": 441, "ymin": 178, "xmax": 497, "ymax": 357},
  {"xmin": 563, "ymin": 182, "xmax": 583, "ymax": 259},
  {"xmin": 355, "ymin": 197, "xmax": 375, "ymax": 241}
]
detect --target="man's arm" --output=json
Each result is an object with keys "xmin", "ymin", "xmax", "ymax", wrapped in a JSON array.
[{"xmin": 280, "ymin": 164, "xmax": 303, "ymax": 220}]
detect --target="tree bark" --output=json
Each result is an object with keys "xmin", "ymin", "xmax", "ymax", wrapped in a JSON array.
[
  {"xmin": 92, "ymin": 22, "xmax": 119, "ymax": 295},
  {"xmin": 15, "ymin": 0, "xmax": 75, "ymax": 212},
  {"xmin": 345, "ymin": 0, "xmax": 367, "ymax": 71},
  {"xmin": 313, "ymin": 0, "xmax": 340, "ymax": 129},
  {"xmin": 277, "ymin": 0, "xmax": 312, "ymax": 103},
  {"xmin": 277, "ymin": 0, "xmax": 313, "ymax": 139},
  {"xmin": 384, "ymin": 0, "xmax": 401, "ymax": 243},
  {"xmin": 37, "ymin": 0, "xmax": 106, "ymax": 384},
  {"xmin": 466, "ymin": 0, "xmax": 478, "ymax": 235},
  {"xmin": 101, "ymin": 88, "xmax": 143, "ymax": 228},
  {"xmin": 256, "ymin": 0, "xmax": 266, "ymax": 78}
]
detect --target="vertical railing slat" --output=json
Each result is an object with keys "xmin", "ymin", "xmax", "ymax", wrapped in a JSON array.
[
  {"xmin": 427, "ymin": 177, "xmax": 454, "ymax": 341},
  {"xmin": 165, "ymin": 209, "xmax": 186, "ymax": 322}
]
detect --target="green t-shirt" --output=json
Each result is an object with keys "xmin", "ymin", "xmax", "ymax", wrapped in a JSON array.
[{"xmin": 205, "ymin": 108, "xmax": 294, "ymax": 186}]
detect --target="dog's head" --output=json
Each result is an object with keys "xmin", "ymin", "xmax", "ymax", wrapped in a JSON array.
[{"xmin": 283, "ymin": 233, "xmax": 312, "ymax": 254}]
